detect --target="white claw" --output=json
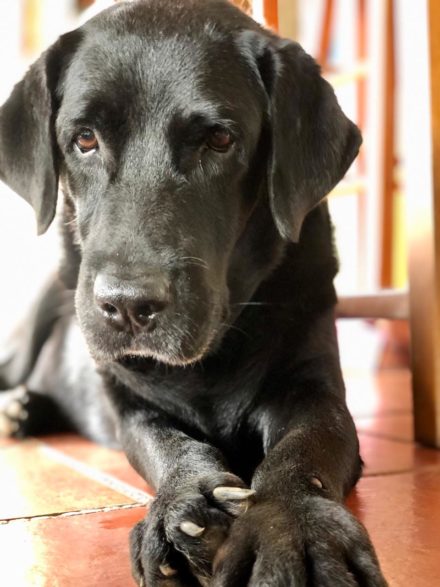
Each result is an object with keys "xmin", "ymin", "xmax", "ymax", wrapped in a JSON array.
[
  {"xmin": 159, "ymin": 564, "xmax": 178, "ymax": 577},
  {"xmin": 311, "ymin": 476, "xmax": 323, "ymax": 489},
  {"xmin": 213, "ymin": 487, "xmax": 256, "ymax": 502},
  {"xmin": 230, "ymin": 499, "xmax": 252, "ymax": 515},
  {"xmin": 0, "ymin": 414, "xmax": 15, "ymax": 437},
  {"xmin": 180, "ymin": 521, "xmax": 205, "ymax": 537},
  {"xmin": 5, "ymin": 401, "xmax": 25, "ymax": 419},
  {"xmin": 139, "ymin": 578, "xmax": 145, "ymax": 587},
  {"xmin": 18, "ymin": 410, "xmax": 29, "ymax": 421}
]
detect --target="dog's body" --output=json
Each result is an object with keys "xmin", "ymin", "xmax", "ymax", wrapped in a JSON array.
[{"xmin": 0, "ymin": 1, "xmax": 387, "ymax": 585}]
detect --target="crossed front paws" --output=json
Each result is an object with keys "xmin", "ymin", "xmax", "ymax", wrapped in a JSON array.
[
  {"xmin": 130, "ymin": 475, "xmax": 387, "ymax": 587},
  {"xmin": 130, "ymin": 472, "xmax": 255, "ymax": 587}
]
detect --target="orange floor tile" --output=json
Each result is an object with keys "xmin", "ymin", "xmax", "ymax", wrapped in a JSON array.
[
  {"xmin": 0, "ymin": 507, "xmax": 145, "ymax": 587},
  {"xmin": 0, "ymin": 366, "xmax": 439, "ymax": 586},
  {"xmin": 347, "ymin": 471, "xmax": 440, "ymax": 586}
]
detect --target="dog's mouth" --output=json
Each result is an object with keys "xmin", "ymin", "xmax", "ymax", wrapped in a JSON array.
[
  {"xmin": 111, "ymin": 346, "xmax": 205, "ymax": 374},
  {"xmin": 116, "ymin": 354, "xmax": 157, "ymax": 373},
  {"xmin": 76, "ymin": 264, "xmax": 230, "ymax": 370},
  {"xmin": 88, "ymin": 304, "xmax": 227, "ymax": 371},
  {"xmin": 116, "ymin": 347, "xmax": 208, "ymax": 372}
]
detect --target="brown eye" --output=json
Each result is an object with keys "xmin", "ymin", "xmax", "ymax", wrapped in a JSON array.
[
  {"xmin": 206, "ymin": 127, "xmax": 233, "ymax": 152},
  {"xmin": 74, "ymin": 128, "xmax": 98, "ymax": 153}
]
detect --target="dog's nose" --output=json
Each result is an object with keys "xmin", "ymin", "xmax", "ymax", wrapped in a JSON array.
[{"xmin": 93, "ymin": 272, "xmax": 171, "ymax": 331}]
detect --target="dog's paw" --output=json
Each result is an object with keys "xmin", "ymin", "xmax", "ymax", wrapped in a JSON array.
[
  {"xmin": 130, "ymin": 472, "xmax": 255, "ymax": 586},
  {"xmin": 0, "ymin": 386, "xmax": 59, "ymax": 438},
  {"xmin": 0, "ymin": 386, "xmax": 32, "ymax": 437},
  {"xmin": 213, "ymin": 496, "xmax": 387, "ymax": 587}
]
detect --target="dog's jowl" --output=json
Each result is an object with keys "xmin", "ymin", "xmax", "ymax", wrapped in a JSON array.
[{"xmin": 0, "ymin": 1, "xmax": 387, "ymax": 585}]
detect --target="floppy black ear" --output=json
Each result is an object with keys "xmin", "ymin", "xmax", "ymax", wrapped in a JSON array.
[
  {"xmin": 240, "ymin": 32, "xmax": 362, "ymax": 241},
  {"xmin": 0, "ymin": 31, "xmax": 80, "ymax": 235},
  {"xmin": 269, "ymin": 40, "xmax": 362, "ymax": 241}
]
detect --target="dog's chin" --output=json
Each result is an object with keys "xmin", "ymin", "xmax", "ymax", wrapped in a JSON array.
[
  {"xmin": 114, "ymin": 350, "xmax": 204, "ymax": 373},
  {"xmin": 119, "ymin": 348, "xmax": 208, "ymax": 369},
  {"xmin": 87, "ymin": 325, "xmax": 224, "ymax": 372},
  {"xmin": 80, "ymin": 297, "xmax": 230, "ymax": 371},
  {"xmin": 87, "ymin": 345, "xmax": 203, "ymax": 371}
]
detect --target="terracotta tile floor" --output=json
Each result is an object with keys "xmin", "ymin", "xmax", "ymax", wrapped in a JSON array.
[{"xmin": 1, "ymin": 366, "xmax": 439, "ymax": 585}]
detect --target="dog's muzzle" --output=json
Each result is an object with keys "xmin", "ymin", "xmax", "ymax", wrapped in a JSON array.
[{"xmin": 93, "ymin": 272, "xmax": 171, "ymax": 334}]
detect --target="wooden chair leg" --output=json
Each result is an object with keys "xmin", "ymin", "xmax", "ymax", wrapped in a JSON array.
[
  {"xmin": 356, "ymin": 0, "xmax": 368, "ymax": 287},
  {"xmin": 263, "ymin": 0, "xmax": 279, "ymax": 31},
  {"xmin": 379, "ymin": 0, "xmax": 396, "ymax": 288},
  {"xmin": 317, "ymin": 0, "xmax": 334, "ymax": 69},
  {"xmin": 407, "ymin": 0, "xmax": 440, "ymax": 447}
]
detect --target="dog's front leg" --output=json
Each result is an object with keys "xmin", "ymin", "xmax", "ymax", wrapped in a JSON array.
[
  {"xmin": 213, "ymin": 388, "xmax": 388, "ymax": 587},
  {"xmin": 108, "ymin": 389, "xmax": 253, "ymax": 587}
]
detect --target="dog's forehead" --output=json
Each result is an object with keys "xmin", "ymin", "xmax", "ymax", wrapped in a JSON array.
[
  {"xmin": 61, "ymin": 21, "xmax": 257, "ymax": 125},
  {"xmin": 65, "ymin": 35, "xmax": 202, "ymax": 103}
]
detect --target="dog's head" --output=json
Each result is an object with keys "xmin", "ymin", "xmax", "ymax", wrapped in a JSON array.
[{"xmin": 0, "ymin": 0, "xmax": 361, "ymax": 367}]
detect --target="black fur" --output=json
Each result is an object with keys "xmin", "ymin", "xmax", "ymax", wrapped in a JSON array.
[{"xmin": 0, "ymin": 1, "xmax": 387, "ymax": 585}]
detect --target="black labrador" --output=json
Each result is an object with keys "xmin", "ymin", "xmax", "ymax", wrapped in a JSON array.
[{"xmin": 0, "ymin": 1, "xmax": 387, "ymax": 585}]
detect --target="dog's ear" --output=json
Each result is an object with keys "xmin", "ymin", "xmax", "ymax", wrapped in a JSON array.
[
  {"xmin": 240, "ymin": 32, "xmax": 362, "ymax": 241},
  {"xmin": 0, "ymin": 31, "xmax": 80, "ymax": 235}
]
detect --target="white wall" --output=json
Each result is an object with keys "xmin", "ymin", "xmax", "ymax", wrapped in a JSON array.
[{"xmin": 0, "ymin": 1, "xmax": 77, "ymax": 341}]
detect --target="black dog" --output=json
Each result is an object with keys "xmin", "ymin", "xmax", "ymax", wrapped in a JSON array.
[{"xmin": 0, "ymin": 1, "xmax": 387, "ymax": 585}]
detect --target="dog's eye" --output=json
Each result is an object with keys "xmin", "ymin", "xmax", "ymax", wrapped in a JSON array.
[
  {"xmin": 206, "ymin": 127, "xmax": 233, "ymax": 152},
  {"xmin": 74, "ymin": 129, "xmax": 98, "ymax": 154}
]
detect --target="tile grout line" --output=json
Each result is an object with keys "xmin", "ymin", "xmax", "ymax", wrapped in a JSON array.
[
  {"xmin": 352, "ymin": 409, "xmax": 413, "ymax": 418},
  {"xmin": 39, "ymin": 444, "xmax": 155, "ymax": 506},
  {"xmin": 357, "ymin": 430, "xmax": 415, "ymax": 444},
  {"xmin": 361, "ymin": 463, "xmax": 440, "ymax": 478},
  {"xmin": 357, "ymin": 431, "xmax": 416, "ymax": 444},
  {"xmin": 0, "ymin": 502, "xmax": 145, "ymax": 525}
]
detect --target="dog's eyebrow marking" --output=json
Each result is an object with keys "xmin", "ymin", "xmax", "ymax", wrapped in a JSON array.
[{"xmin": 172, "ymin": 109, "xmax": 238, "ymax": 131}]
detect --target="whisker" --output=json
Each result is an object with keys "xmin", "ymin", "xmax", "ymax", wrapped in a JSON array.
[
  {"xmin": 231, "ymin": 302, "xmax": 271, "ymax": 307},
  {"xmin": 172, "ymin": 313, "xmax": 198, "ymax": 346},
  {"xmin": 64, "ymin": 216, "xmax": 78, "ymax": 227},
  {"xmin": 180, "ymin": 256, "xmax": 209, "ymax": 270},
  {"xmin": 219, "ymin": 322, "xmax": 251, "ymax": 339}
]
